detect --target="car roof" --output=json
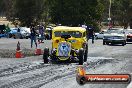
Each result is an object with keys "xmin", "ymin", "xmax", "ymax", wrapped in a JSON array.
[
  {"xmin": 108, "ymin": 28, "xmax": 124, "ymax": 30},
  {"xmin": 124, "ymin": 29, "xmax": 132, "ymax": 32},
  {"xmin": 125, "ymin": 29, "xmax": 132, "ymax": 31},
  {"xmin": 53, "ymin": 26, "xmax": 86, "ymax": 32}
]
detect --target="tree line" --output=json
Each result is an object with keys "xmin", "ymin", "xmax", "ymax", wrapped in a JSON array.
[{"xmin": 0, "ymin": 0, "xmax": 132, "ymax": 29}]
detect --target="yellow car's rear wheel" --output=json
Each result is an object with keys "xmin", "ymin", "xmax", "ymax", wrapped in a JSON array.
[{"xmin": 43, "ymin": 48, "xmax": 49, "ymax": 63}]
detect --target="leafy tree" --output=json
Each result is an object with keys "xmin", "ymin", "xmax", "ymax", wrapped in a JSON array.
[
  {"xmin": 102, "ymin": 0, "xmax": 132, "ymax": 28},
  {"xmin": 0, "ymin": 0, "xmax": 6, "ymax": 16},
  {"xmin": 13, "ymin": 0, "xmax": 49, "ymax": 27},
  {"xmin": 1, "ymin": 0, "xmax": 132, "ymax": 29},
  {"xmin": 48, "ymin": 0, "xmax": 104, "ymax": 29}
]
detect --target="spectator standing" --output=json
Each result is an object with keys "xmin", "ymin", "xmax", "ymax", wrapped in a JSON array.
[
  {"xmin": 88, "ymin": 25, "xmax": 95, "ymax": 44},
  {"xmin": 5, "ymin": 24, "xmax": 11, "ymax": 38},
  {"xmin": 30, "ymin": 25, "xmax": 38, "ymax": 48},
  {"xmin": 38, "ymin": 25, "xmax": 45, "ymax": 43}
]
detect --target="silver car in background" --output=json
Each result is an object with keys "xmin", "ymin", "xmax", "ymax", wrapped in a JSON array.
[
  {"xmin": 95, "ymin": 30, "xmax": 107, "ymax": 39},
  {"xmin": 103, "ymin": 28, "xmax": 126, "ymax": 46},
  {"xmin": 8, "ymin": 27, "xmax": 30, "ymax": 39}
]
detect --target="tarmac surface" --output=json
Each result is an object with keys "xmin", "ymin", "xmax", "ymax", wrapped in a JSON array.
[{"xmin": 0, "ymin": 38, "xmax": 132, "ymax": 88}]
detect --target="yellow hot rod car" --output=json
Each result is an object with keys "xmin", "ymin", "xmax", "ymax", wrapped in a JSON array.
[{"xmin": 43, "ymin": 26, "xmax": 88, "ymax": 65}]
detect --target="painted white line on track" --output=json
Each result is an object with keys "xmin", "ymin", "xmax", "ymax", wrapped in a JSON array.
[
  {"xmin": 127, "ymin": 82, "xmax": 132, "ymax": 88},
  {"xmin": 127, "ymin": 73, "xmax": 132, "ymax": 88},
  {"xmin": 88, "ymin": 57, "xmax": 114, "ymax": 59}
]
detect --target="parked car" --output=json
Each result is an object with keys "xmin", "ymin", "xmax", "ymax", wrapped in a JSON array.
[
  {"xmin": 43, "ymin": 26, "xmax": 88, "ymax": 65},
  {"xmin": 20, "ymin": 27, "xmax": 30, "ymax": 34},
  {"xmin": 0, "ymin": 33, "xmax": 6, "ymax": 38},
  {"xmin": 8, "ymin": 27, "xmax": 30, "ymax": 39},
  {"xmin": 0, "ymin": 25, "xmax": 6, "ymax": 38},
  {"xmin": 103, "ymin": 28, "xmax": 126, "ymax": 46},
  {"xmin": 124, "ymin": 29, "xmax": 132, "ymax": 42},
  {"xmin": 95, "ymin": 30, "xmax": 107, "ymax": 39},
  {"xmin": 45, "ymin": 27, "xmax": 53, "ymax": 40}
]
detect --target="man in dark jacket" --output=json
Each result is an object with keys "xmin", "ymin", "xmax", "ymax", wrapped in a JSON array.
[
  {"xmin": 88, "ymin": 25, "xmax": 94, "ymax": 44},
  {"xmin": 30, "ymin": 25, "xmax": 38, "ymax": 48}
]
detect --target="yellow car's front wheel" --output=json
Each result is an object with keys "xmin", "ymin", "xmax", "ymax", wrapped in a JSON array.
[{"xmin": 78, "ymin": 48, "xmax": 84, "ymax": 65}]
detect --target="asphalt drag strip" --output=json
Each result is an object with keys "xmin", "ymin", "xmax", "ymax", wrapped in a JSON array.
[{"xmin": 0, "ymin": 56, "xmax": 130, "ymax": 88}]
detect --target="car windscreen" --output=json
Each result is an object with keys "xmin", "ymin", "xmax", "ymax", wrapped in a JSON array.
[
  {"xmin": 107, "ymin": 29, "xmax": 124, "ymax": 34},
  {"xmin": 54, "ymin": 31, "xmax": 82, "ymax": 38}
]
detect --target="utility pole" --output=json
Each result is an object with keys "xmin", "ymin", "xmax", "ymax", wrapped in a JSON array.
[{"xmin": 108, "ymin": 0, "xmax": 112, "ymax": 28}]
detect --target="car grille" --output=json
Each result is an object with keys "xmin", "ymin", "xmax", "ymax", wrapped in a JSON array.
[
  {"xmin": 107, "ymin": 36, "xmax": 124, "ymax": 39},
  {"xmin": 58, "ymin": 42, "xmax": 71, "ymax": 57}
]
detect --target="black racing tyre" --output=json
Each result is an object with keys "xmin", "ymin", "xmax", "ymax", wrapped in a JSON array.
[
  {"xmin": 78, "ymin": 49, "xmax": 84, "ymax": 65},
  {"xmin": 79, "ymin": 77, "xmax": 86, "ymax": 85},
  {"xmin": 122, "ymin": 42, "xmax": 126, "ymax": 46},
  {"xmin": 124, "ymin": 42, "xmax": 126, "ymax": 45},
  {"xmin": 111, "ymin": 43, "xmax": 114, "ymax": 45},
  {"xmin": 43, "ymin": 48, "xmax": 49, "ymax": 63},
  {"xmin": 103, "ymin": 41, "xmax": 105, "ymax": 45},
  {"xmin": 84, "ymin": 45, "xmax": 88, "ymax": 62}
]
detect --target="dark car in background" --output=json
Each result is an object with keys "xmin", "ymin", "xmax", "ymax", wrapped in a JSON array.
[
  {"xmin": 124, "ymin": 29, "xmax": 132, "ymax": 42},
  {"xmin": 0, "ymin": 25, "xmax": 7, "ymax": 38}
]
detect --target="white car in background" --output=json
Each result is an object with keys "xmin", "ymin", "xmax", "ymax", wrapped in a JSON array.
[
  {"xmin": 20, "ymin": 27, "xmax": 31, "ymax": 33},
  {"xmin": 95, "ymin": 30, "xmax": 107, "ymax": 39}
]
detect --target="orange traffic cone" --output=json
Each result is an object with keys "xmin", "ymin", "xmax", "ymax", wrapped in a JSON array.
[
  {"xmin": 35, "ymin": 41, "xmax": 42, "ymax": 55},
  {"xmin": 15, "ymin": 41, "xmax": 24, "ymax": 58}
]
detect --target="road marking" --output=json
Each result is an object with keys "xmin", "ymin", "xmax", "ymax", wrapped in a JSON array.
[
  {"xmin": 127, "ymin": 73, "xmax": 132, "ymax": 88},
  {"xmin": 88, "ymin": 57, "xmax": 114, "ymax": 59},
  {"xmin": 32, "ymin": 61, "xmax": 43, "ymax": 65},
  {"xmin": 127, "ymin": 82, "xmax": 132, "ymax": 88}
]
